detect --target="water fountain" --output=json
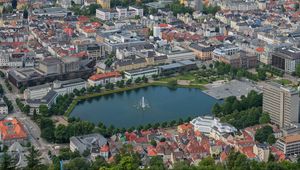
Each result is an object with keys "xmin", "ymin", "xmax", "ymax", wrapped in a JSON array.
[{"xmin": 137, "ymin": 96, "xmax": 150, "ymax": 110}]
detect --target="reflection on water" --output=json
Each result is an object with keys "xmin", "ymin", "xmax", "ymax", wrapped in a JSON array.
[{"xmin": 70, "ymin": 86, "xmax": 220, "ymax": 128}]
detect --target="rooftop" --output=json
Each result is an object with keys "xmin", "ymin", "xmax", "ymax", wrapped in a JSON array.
[
  {"xmin": 281, "ymin": 134, "xmax": 300, "ymax": 143},
  {"xmin": 89, "ymin": 71, "xmax": 121, "ymax": 81},
  {"xmin": 0, "ymin": 118, "xmax": 27, "ymax": 141}
]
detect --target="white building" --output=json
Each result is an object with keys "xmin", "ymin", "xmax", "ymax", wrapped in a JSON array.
[
  {"xmin": 88, "ymin": 71, "xmax": 122, "ymax": 86},
  {"xmin": 96, "ymin": 6, "xmax": 143, "ymax": 21},
  {"xmin": 24, "ymin": 83, "xmax": 52, "ymax": 100},
  {"xmin": 212, "ymin": 44, "xmax": 240, "ymax": 60},
  {"xmin": 190, "ymin": 116, "xmax": 237, "ymax": 135},
  {"xmin": 53, "ymin": 78, "xmax": 87, "ymax": 96},
  {"xmin": 124, "ymin": 67, "xmax": 158, "ymax": 80}
]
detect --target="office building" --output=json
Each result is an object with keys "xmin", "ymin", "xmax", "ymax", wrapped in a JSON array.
[
  {"xmin": 271, "ymin": 47, "xmax": 300, "ymax": 73},
  {"xmin": 24, "ymin": 83, "xmax": 52, "ymax": 100},
  {"xmin": 53, "ymin": 78, "xmax": 87, "ymax": 96},
  {"xmin": 276, "ymin": 134, "xmax": 300, "ymax": 156},
  {"xmin": 262, "ymin": 82, "xmax": 300, "ymax": 128}
]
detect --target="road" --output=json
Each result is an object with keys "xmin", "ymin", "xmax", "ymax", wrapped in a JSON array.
[{"xmin": 0, "ymin": 76, "xmax": 52, "ymax": 164}]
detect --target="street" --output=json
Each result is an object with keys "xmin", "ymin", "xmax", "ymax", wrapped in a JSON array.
[{"xmin": 0, "ymin": 76, "xmax": 53, "ymax": 164}]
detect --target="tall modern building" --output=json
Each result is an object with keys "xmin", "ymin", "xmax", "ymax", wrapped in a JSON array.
[{"xmin": 263, "ymin": 82, "xmax": 300, "ymax": 128}]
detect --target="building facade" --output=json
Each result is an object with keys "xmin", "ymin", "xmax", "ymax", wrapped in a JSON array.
[
  {"xmin": 88, "ymin": 71, "xmax": 122, "ymax": 86},
  {"xmin": 276, "ymin": 134, "xmax": 300, "ymax": 156},
  {"xmin": 263, "ymin": 82, "xmax": 300, "ymax": 128}
]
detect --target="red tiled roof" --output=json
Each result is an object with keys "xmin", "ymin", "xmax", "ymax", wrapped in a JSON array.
[
  {"xmin": 0, "ymin": 118, "xmax": 27, "ymax": 141},
  {"xmin": 100, "ymin": 144, "xmax": 110, "ymax": 152},
  {"xmin": 89, "ymin": 72, "xmax": 121, "ymax": 81},
  {"xmin": 147, "ymin": 146, "xmax": 157, "ymax": 156},
  {"xmin": 159, "ymin": 23, "xmax": 169, "ymax": 28},
  {"xmin": 256, "ymin": 47, "xmax": 264, "ymax": 53},
  {"xmin": 125, "ymin": 132, "xmax": 137, "ymax": 141}
]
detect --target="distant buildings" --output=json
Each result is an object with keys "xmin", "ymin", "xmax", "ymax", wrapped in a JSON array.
[
  {"xmin": 32, "ymin": 7, "xmax": 72, "ymax": 17},
  {"xmin": 124, "ymin": 67, "xmax": 159, "ymax": 80},
  {"xmin": 88, "ymin": 71, "xmax": 122, "ymax": 86},
  {"xmin": 276, "ymin": 134, "xmax": 300, "ymax": 156},
  {"xmin": 8, "ymin": 57, "xmax": 94, "ymax": 88},
  {"xmin": 0, "ymin": 118, "xmax": 28, "ymax": 146},
  {"xmin": 96, "ymin": 6, "xmax": 143, "ymax": 21},
  {"xmin": 262, "ymin": 82, "xmax": 300, "ymax": 128}
]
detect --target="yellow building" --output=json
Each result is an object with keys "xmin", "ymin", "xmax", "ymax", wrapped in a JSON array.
[{"xmin": 97, "ymin": 0, "xmax": 111, "ymax": 9}]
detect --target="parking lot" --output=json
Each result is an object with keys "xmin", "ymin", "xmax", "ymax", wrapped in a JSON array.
[{"xmin": 203, "ymin": 79, "xmax": 262, "ymax": 100}]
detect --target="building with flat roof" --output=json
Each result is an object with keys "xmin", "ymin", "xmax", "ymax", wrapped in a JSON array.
[
  {"xmin": 158, "ymin": 60, "xmax": 197, "ymax": 75},
  {"xmin": 262, "ymin": 82, "xmax": 300, "ymax": 128},
  {"xmin": 53, "ymin": 78, "xmax": 87, "ymax": 96},
  {"xmin": 26, "ymin": 90, "xmax": 59, "ymax": 114},
  {"xmin": 32, "ymin": 7, "xmax": 72, "ymax": 17},
  {"xmin": 70, "ymin": 133, "xmax": 107, "ymax": 154},
  {"xmin": 24, "ymin": 83, "xmax": 52, "ymax": 100},
  {"xmin": 124, "ymin": 67, "xmax": 158, "ymax": 80},
  {"xmin": 0, "ymin": 118, "xmax": 28, "ymax": 145},
  {"xmin": 276, "ymin": 134, "xmax": 300, "ymax": 156},
  {"xmin": 271, "ymin": 47, "xmax": 300, "ymax": 73}
]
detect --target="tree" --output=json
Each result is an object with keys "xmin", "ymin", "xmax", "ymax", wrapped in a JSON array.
[
  {"xmin": 39, "ymin": 105, "xmax": 49, "ymax": 116},
  {"xmin": 201, "ymin": 65, "xmax": 206, "ymax": 70},
  {"xmin": 33, "ymin": 109, "xmax": 37, "ymax": 120},
  {"xmin": 150, "ymin": 140, "xmax": 157, "ymax": 147},
  {"xmin": 149, "ymin": 156, "xmax": 165, "ymax": 170},
  {"xmin": 11, "ymin": 0, "xmax": 17, "ymax": 9},
  {"xmin": 65, "ymin": 157, "xmax": 91, "ymax": 170},
  {"xmin": 259, "ymin": 113, "xmax": 270, "ymax": 124},
  {"xmin": 267, "ymin": 134, "xmax": 276, "ymax": 145},
  {"xmin": 23, "ymin": 9, "xmax": 29, "ymax": 19},
  {"xmin": 23, "ymin": 105, "xmax": 30, "ymax": 114},
  {"xmin": 255, "ymin": 126, "xmax": 273, "ymax": 143},
  {"xmin": 25, "ymin": 146, "xmax": 41, "ymax": 170},
  {"xmin": 126, "ymin": 79, "xmax": 132, "ymax": 86},
  {"xmin": 0, "ymin": 151, "xmax": 15, "ymax": 170},
  {"xmin": 295, "ymin": 3, "xmax": 300, "ymax": 11},
  {"xmin": 209, "ymin": 63, "xmax": 213, "ymax": 69},
  {"xmin": 211, "ymin": 103, "xmax": 222, "ymax": 116},
  {"xmin": 296, "ymin": 63, "xmax": 300, "ymax": 77},
  {"xmin": 135, "ymin": 77, "xmax": 141, "ymax": 84},
  {"xmin": 118, "ymin": 155, "xmax": 140, "ymax": 170}
]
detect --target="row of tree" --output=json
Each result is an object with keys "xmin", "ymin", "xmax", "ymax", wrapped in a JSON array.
[
  {"xmin": 212, "ymin": 90, "xmax": 262, "ymax": 116},
  {"xmin": 39, "ymin": 117, "xmax": 95, "ymax": 143}
]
